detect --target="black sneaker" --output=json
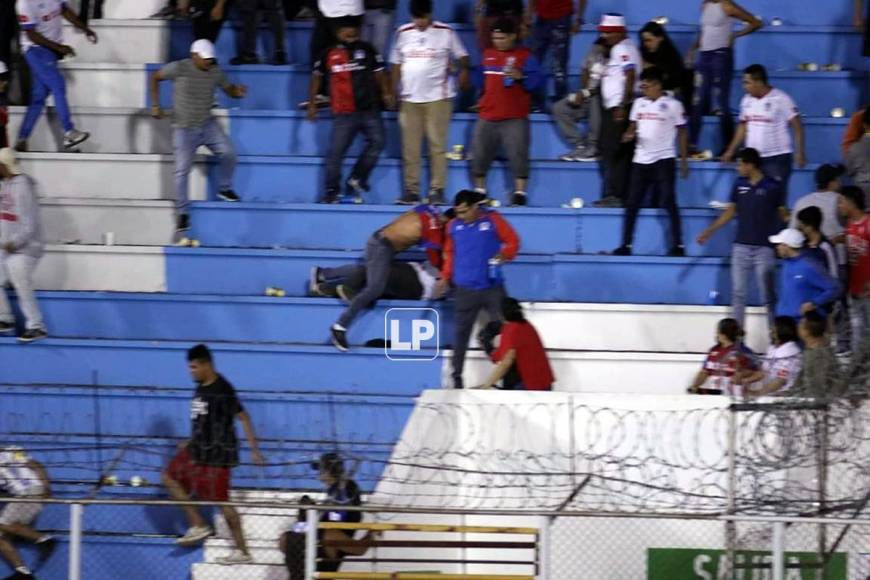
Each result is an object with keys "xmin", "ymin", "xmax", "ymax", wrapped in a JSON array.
[
  {"xmin": 668, "ymin": 245, "xmax": 686, "ymax": 257},
  {"xmin": 18, "ymin": 329, "xmax": 47, "ymax": 343},
  {"xmin": 593, "ymin": 196, "xmax": 623, "ymax": 208},
  {"xmin": 176, "ymin": 214, "xmax": 190, "ymax": 232},
  {"xmin": 272, "ymin": 51, "xmax": 288, "ymax": 65},
  {"xmin": 510, "ymin": 192, "xmax": 527, "ymax": 207},
  {"xmin": 396, "ymin": 191, "xmax": 420, "ymax": 205},
  {"xmin": 336, "ymin": 284, "xmax": 357, "ymax": 303},
  {"xmin": 218, "ymin": 190, "xmax": 240, "ymax": 202},
  {"xmin": 6, "ymin": 571, "xmax": 35, "ymax": 579},
  {"xmin": 612, "ymin": 245, "xmax": 632, "ymax": 256},
  {"xmin": 0, "ymin": 321, "xmax": 13, "ymax": 334},
  {"xmin": 312, "ymin": 282, "xmax": 338, "ymax": 298},
  {"xmin": 309, "ymin": 266, "xmax": 323, "ymax": 294},
  {"xmin": 319, "ymin": 192, "xmax": 339, "ymax": 204},
  {"xmin": 36, "ymin": 537, "xmax": 57, "ymax": 564},
  {"xmin": 427, "ymin": 188, "xmax": 446, "ymax": 205},
  {"xmin": 14, "ymin": 140, "xmax": 27, "ymax": 153},
  {"xmin": 230, "ymin": 54, "xmax": 260, "ymax": 65},
  {"xmin": 330, "ymin": 325, "xmax": 349, "ymax": 352}
]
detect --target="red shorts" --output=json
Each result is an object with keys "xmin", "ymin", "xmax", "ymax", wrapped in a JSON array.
[{"xmin": 166, "ymin": 448, "xmax": 231, "ymax": 502}]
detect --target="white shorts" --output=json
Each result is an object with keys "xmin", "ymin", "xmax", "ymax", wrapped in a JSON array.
[{"xmin": 0, "ymin": 501, "xmax": 43, "ymax": 526}]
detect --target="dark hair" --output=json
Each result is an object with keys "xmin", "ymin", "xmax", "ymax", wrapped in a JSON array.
[
  {"xmin": 491, "ymin": 17, "xmax": 517, "ymax": 35},
  {"xmin": 814, "ymin": 163, "xmax": 845, "ymax": 190},
  {"xmin": 802, "ymin": 310, "xmax": 827, "ymax": 339},
  {"xmin": 311, "ymin": 452, "xmax": 345, "ymax": 478},
  {"xmin": 735, "ymin": 147, "xmax": 762, "ymax": 168},
  {"xmin": 333, "ymin": 15, "xmax": 361, "ymax": 32},
  {"xmin": 743, "ymin": 64, "xmax": 769, "ymax": 85},
  {"xmin": 453, "ymin": 189, "xmax": 481, "ymax": 207},
  {"xmin": 862, "ymin": 106, "xmax": 870, "ymax": 128},
  {"xmin": 187, "ymin": 343, "xmax": 212, "ymax": 363},
  {"xmin": 638, "ymin": 22, "xmax": 684, "ymax": 89},
  {"xmin": 773, "ymin": 316, "xmax": 798, "ymax": 345},
  {"xmin": 640, "ymin": 66, "xmax": 664, "ymax": 84},
  {"xmin": 410, "ymin": 0, "xmax": 432, "ymax": 17},
  {"xmin": 796, "ymin": 206, "xmax": 823, "ymax": 232},
  {"xmin": 502, "ymin": 297, "xmax": 526, "ymax": 322},
  {"xmin": 296, "ymin": 494, "xmax": 315, "ymax": 521},
  {"xmin": 841, "ymin": 185, "xmax": 866, "ymax": 212},
  {"xmin": 716, "ymin": 318, "xmax": 741, "ymax": 343}
]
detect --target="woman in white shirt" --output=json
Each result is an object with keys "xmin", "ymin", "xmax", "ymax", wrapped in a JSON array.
[{"xmin": 739, "ymin": 316, "xmax": 802, "ymax": 397}]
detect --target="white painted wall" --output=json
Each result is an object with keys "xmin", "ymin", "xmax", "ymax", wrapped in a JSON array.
[
  {"xmin": 36, "ymin": 245, "xmax": 167, "ymax": 292},
  {"xmin": 57, "ymin": 63, "xmax": 147, "ymax": 108},
  {"xmin": 41, "ymin": 199, "xmax": 176, "ymax": 245},
  {"xmin": 63, "ymin": 21, "xmax": 170, "ymax": 64}
]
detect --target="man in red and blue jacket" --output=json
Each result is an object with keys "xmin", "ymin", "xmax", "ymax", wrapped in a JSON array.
[
  {"xmin": 435, "ymin": 190, "xmax": 521, "ymax": 389},
  {"xmin": 471, "ymin": 17, "xmax": 543, "ymax": 207}
]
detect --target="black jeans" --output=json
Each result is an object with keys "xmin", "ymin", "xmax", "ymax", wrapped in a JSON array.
[
  {"xmin": 237, "ymin": 0, "xmax": 286, "ymax": 57},
  {"xmin": 325, "ymin": 110, "xmax": 385, "ymax": 195},
  {"xmin": 191, "ymin": 0, "xmax": 233, "ymax": 42},
  {"xmin": 79, "ymin": 0, "xmax": 105, "ymax": 22},
  {"xmin": 452, "ymin": 285, "xmax": 505, "ymax": 388},
  {"xmin": 598, "ymin": 107, "xmax": 634, "ymax": 201},
  {"xmin": 622, "ymin": 158, "xmax": 683, "ymax": 250}
]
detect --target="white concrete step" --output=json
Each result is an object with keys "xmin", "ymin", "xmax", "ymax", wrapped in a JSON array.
[
  {"xmin": 192, "ymin": 562, "xmax": 287, "ymax": 580},
  {"xmin": 63, "ymin": 20, "xmax": 169, "ymax": 64},
  {"xmin": 74, "ymin": 0, "xmax": 166, "ymax": 20},
  {"xmin": 452, "ymin": 350, "xmax": 705, "ymax": 395},
  {"xmin": 57, "ymin": 63, "xmax": 146, "ymax": 108},
  {"xmin": 19, "ymin": 152, "xmax": 204, "ymax": 201},
  {"xmin": 37, "ymin": 245, "xmax": 166, "ymax": 292},
  {"xmin": 9, "ymin": 107, "xmax": 228, "ymax": 155},
  {"xmin": 42, "ymin": 199, "xmax": 175, "ymax": 245}
]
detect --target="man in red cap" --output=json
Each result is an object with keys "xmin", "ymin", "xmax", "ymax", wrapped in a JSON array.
[{"xmin": 593, "ymin": 13, "xmax": 640, "ymax": 208}]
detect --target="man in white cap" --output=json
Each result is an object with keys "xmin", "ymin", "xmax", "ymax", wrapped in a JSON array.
[
  {"xmin": 14, "ymin": 0, "xmax": 97, "ymax": 152},
  {"xmin": 0, "ymin": 147, "xmax": 46, "ymax": 342},
  {"xmin": 593, "ymin": 13, "xmax": 640, "ymax": 208},
  {"xmin": 150, "ymin": 39, "xmax": 247, "ymax": 235},
  {"xmin": 770, "ymin": 227, "xmax": 840, "ymax": 322}
]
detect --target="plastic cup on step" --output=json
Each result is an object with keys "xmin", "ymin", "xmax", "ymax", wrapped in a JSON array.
[{"xmin": 103, "ymin": 232, "xmax": 115, "ymax": 246}]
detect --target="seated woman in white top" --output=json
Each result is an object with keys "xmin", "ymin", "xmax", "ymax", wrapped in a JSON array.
[{"xmin": 738, "ymin": 316, "xmax": 802, "ymax": 397}]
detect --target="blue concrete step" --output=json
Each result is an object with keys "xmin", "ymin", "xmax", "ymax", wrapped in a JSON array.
[
  {"xmin": 0, "ymin": 338, "xmax": 442, "ymax": 391},
  {"xmin": 162, "ymin": 247, "xmax": 750, "ymax": 304},
  {"xmin": 210, "ymin": 110, "xmax": 845, "ymax": 164},
  {"xmin": 168, "ymin": 21, "xmax": 866, "ymax": 72},
  {"xmin": 152, "ymin": 63, "xmax": 867, "ymax": 117},
  {"xmin": 187, "ymin": 204, "xmax": 735, "ymax": 255},
  {"xmin": 203, "ymin": 155, "xmax": 817, "ymax": 207},
  {"xmin": 33, "ymin": 291, "xmax": 457, "ymax": 346}
]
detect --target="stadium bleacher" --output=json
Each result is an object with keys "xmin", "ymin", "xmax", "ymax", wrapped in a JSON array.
[{"xmin": 0, "ymin": 0, "xmax": 866, "ymax": 577}]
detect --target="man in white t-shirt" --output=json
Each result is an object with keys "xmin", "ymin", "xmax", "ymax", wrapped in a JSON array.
[
  {"xmin": 391, "ymin": 0, "xmax": 469, "ymax": 205},
  {"xmin": 592, "ymin": 13, "xmax": 641, "ymax": 208},
  {"xmin": 15, "ymin": 0, "xmax": 97, "ymax": 152},
  {"xmin": 741, "ymin": 316, "xmax": 803, "ymax": 396},
  {"xmin": 613, "ymin": 67, "xmax": 688, "ymax": 257},
  {"xmin": 0, "ymin": 447, "xmax": 55, "ymax": 580},
  {"xmin": 721, "ymin": 64, "xmax": 806, "ymax": 197}
]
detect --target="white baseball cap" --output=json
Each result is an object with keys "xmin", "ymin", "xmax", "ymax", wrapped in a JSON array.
[
  {"xmin": 598, "ymin": 13, "xmax": 627, "ymax": 32},
  {"xmin": 0, "ymin": 61, "xmax": 7, "ymax": 75},
  {"xmin": 769, "ymin": 228, "xmax": 805, "ymax": 249},
  {"xmin": 0, "ymin": 148, "xmax": 22, "ymax": 176},
  {"xmin": 190, "ymin": 39, "xmax": 216, "ymax": 60}
]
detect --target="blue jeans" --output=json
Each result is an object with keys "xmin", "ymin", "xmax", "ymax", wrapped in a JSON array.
[
  {"xmin": 850, "ymin": 296, "xmax": 870, "ymax": 349},
  {"xmin": 689, "ymin": 48, "xmax": 733, "ymax": 151},
  {"xmin": 362, "ymin": 9, "xmax": 394, "ymax": 57},
  {"xmin": 731, "ymin": 243, "xmax": 777, "ymax": 330},
  {"xmin": 332, "ymin": 232, "xmax": 395, "ymax": 329},
  {"xmin": 19, "ymin": 46, "xmax": 74, "ymax": 139},
  {"xmin": 325, "ymin": 111, "xmax": 385, "ymax": 196},
  {"xmin": 532, "ymin": 15, "xmax": 571, "ymax": 101},
  {"xmin": 761, "ymin": 153, "xmax": 793, "ymax": 197},
  {"xmin": 173, "ymin": 118, "xmax": 237, "ymax": 213}
]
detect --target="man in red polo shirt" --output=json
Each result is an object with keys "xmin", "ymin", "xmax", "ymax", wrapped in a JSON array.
[
  {"xmin": 476, "ymin": 297, "xmax": 554, "ymax": 390},
  {"xmin": 471, "ymin": 17, "xmax": 543, "ymax": 206},
  {"xmin": 307, "ymin": 18, "xmax": 394, "ymax": 203},
  {"xmin": 840, "ymin": 186, "xmax": 870, "ymax": 345}
]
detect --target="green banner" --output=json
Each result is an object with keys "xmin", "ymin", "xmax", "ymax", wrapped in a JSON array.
[{"xmin": 647, "ymin": 548, "xmax": 847, "ymax": 580}]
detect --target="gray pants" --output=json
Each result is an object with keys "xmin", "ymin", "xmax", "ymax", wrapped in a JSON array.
[
  {"xmin": 452, "ymin": 285, "xmax": 505, "ymax": 388},
  {"xmin": 362, "ymin": 9, "xmax": 394, "ymax": 57},
  {"xmin": 551, "ymin": 93, "xmax": 601, "ymax": 150},
  {"xmin": 471, "ymin": 118, "xmax": 531, "ymax": 181},
  {"xmin": 330, "ymin": 232, "xmax": 395, "ymax": 329},
  {"xmin": 0, "ymin": 253, "xmax": 45, "ymax": 331},
  {"xmin": 850, "ymin": 296, "xmax": 870, "ymax": 349}
]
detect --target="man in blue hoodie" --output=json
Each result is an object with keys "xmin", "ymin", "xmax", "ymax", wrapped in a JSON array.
[{"xmin": 770, "ymin": 228, "xmax": 841, "ymax": 322}]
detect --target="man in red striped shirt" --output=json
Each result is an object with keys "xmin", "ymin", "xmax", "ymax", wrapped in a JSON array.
[
  {"xmin": 308, "ymin": 19, "xmax": 394, "ymax": 203},
  {"xmin": 471, "ymin": 18, "xmax": 543, "ymax": 206}
]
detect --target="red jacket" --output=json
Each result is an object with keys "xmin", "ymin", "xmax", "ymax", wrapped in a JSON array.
[{"xmin": 479, "ymin": 47, "xmax": 543, "ymax": 121}]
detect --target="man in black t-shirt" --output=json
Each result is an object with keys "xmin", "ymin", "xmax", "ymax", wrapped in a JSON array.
[
  {"xmin": 162, "ymin": 344, "xmax": 265, "ymax": 566},
  {"xmin": 307, "ymin": 19, "xmax": 394, "ymax": 203}
]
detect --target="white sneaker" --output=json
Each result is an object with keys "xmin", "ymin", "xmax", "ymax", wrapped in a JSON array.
[
  {"xmin": 216, "ymin": 550, "xmax": 253, "ymax": 565},
  {"xmin": 175, "ymin": 525, "xmax": 213, "ymax": 546},
  {"xmin": 63, "ymin": 129, "xmax": 90, "ymax": 150}
]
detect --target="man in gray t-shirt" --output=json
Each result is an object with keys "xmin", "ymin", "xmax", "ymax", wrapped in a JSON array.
[{"xmin": 150, "ymin": 39, "xmax": 247, "ymax": 234}]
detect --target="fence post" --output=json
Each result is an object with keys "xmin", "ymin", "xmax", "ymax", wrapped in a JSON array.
[
  {"xmin": 68, "ymin": 503, "xmax": 84, "ymax": 580},
  {"xmin": 539, "ymin": 516, "xmax": 552, "ymax": 580},
  {"xmin": 305, "ymin": 507, "xmax": 318, "ymax": 580},
  {"xmin": 771, "ymin": 521, "xmax": 785, "ymax": 580}
]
